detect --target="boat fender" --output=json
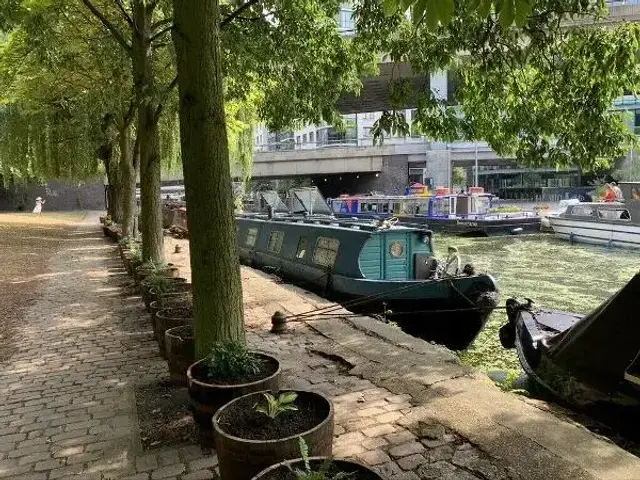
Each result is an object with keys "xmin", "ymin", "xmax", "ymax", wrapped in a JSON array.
[{"xmin": 510, "ymin": 227, "xmax": 524, "ymax": 235}]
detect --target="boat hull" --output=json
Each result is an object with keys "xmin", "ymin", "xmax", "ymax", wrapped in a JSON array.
[
  {"xmin": 548, "ymin": 216, "xmax": 640, "ymax": 249},
  {"xmin": 241, "ymin": 247, "xmax": 498, "ymax": 351},
  {"xmin": 333, "ymin": 213, "xmax": 541, "ymax": 236}
]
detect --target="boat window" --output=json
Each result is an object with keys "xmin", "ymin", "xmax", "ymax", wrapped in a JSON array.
[
  {"xmin": 246, "ymin": 228, "xmax": 258, "ymax": 247},
  {"xmin": 571, "ymin": 205, "xmax": 594, "ymax": 217},
  {"xmin": 389, "ymin": 241, "xmax": 405, "ymax": 258},
  {"xmin": 313, "ymin": 237, "xmax": 340, "ymax": 267},
  {"xmin": 296, "ymin": 237, "xmax": 309, "ymax": 258},
  {"xmin": 267, "ymin": 231, "xmax": 285, "ymax": 253},
  {"xmin": 598, "ymin": 209, "xmax": 631, "ymax": 221}
]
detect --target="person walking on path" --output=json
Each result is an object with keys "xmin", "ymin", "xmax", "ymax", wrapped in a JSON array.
[{"xmin": 32, "ymin": 196, "xmax": 45, "ymax": 214}]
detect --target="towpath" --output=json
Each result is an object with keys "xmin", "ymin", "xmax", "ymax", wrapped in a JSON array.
[{"xmin": 0, "ymin": 212, "xmax": 637, "ymax": 480}]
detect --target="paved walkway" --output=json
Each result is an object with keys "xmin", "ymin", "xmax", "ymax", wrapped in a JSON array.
[{"xmin": 0, "ymin": 213, "xmax": 638, "ymax": 480}]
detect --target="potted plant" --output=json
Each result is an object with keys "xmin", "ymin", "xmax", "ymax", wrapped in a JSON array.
[
  {"xmin": 147, "ymin": 281, "xmax": 191, "ymax": 312},
  {"xmin": 135, "ymin": 261, "xmax": 179, "ymax": 286},
  {"xmin": 213, "ymin": 390, "xmax": 334, "ymax": 480},
  {"xmin": 125, "ymin": 244, "xmax": 143, "ymax": 277},
  {"xmin": 155, "ymin": 306, "xmax": 194, "ymax": 358},
  {"xmin": 149, "ymin": 295, "xmax": 192, "ymax": 336},
  {"xmin": 165, "ymin": 325, "xmax": 194, "ymax": 386},
  {"xmin": 187, "ymin": 343, "xmax": 282, "ymax": 439},
  {"xmin": 252, "ymin": 438, "xmax": 382, "ymax": 480},
  {"xmin": 141, "ymin": 273, "xmax": 187, "ymax": 310}
]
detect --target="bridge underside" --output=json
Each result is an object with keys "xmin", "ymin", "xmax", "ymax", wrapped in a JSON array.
[{"xmin": 336, "ymin": 63, "xmax": 429, "ymax": 114}]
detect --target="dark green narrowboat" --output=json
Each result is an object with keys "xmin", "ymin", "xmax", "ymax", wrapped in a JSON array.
[{"xmin": 237, "ymin": 214, "xmax": 498, "ymax": 350}]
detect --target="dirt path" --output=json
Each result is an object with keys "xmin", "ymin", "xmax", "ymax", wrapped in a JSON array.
[{"xmin": 0, "ymin": 213, "xmax": 86, "ymax": 362}]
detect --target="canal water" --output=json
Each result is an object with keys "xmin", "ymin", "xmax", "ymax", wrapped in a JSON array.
[{"xmin": 432, "ymin": 233, "xmax": 639, "ymax": 374}]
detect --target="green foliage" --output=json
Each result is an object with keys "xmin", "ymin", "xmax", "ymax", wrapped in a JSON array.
[
  {"xmin": 142, "ymin": 272, "xmax": 174, "ymax": 295},
  {"xmin": 382, "ymin": 0, "xmax": 582, "ymax": 29},
  {"xmin": 205, "ymin": 342, "xmax": 263, "ymax": 382},
  {"xmin": 358, "ymin": 0, "xmax": 637, "ymax": 172},
  {"xmin": 451, "ymin": 167, "xmax": 466, "ymax": 187},
  {"xmin": 118, "ymin": 235, "xmax": 131, "ymax": 246},
  {"xmin": 129, "ymin": 243, "xmax": 142, "ymax": 264},
  {"xmin": 292, "ymin": 437, "xmax": 355, "ymax": 480},
  {"xmin": 254, "ymin": 391, "xmax": 299, "ymax": 419}
]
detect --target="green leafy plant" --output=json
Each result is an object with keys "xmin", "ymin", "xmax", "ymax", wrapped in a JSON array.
[
  {"xmin": 291, "ymin": 437, "xmax": 354, "ymax": 480},
  {"xmin": 205, "ymin": 342, "xmax": 263, "ymax": 382},
  {"xmin": 129, "ymin": 243, "xmax": 142, "ymax": 264},
  {"xmin": 254, "ymin": 392, "xmax": 298, "ymax": 419},
  {"xmin": 143, "ymin": 273, "xmax": 174, "ymax": 295},
  {"xmin": 118, "ymin": 235, "xmax": 131, "ymax": 246}
]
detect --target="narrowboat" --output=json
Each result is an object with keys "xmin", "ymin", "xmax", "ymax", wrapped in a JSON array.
[
  {"xmin": 237, "ymin": 214, "xmax": 498, "ymax": 351},
  {"xmin": 328, "ymin": 189, "xmax": 541, "ymax": 236},
  {"xmin": 547, "ymin": 182, "xmax": 640, "ymax": 249},
  {"xmin": 499, "ymin": 273, "xmax": 640, "ymax": 408}
]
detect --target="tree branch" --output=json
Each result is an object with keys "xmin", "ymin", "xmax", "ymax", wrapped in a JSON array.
[
  {"xmin": 220, "ymin": 0, "xmax": 261, "ymax": 28},
  {"xmin": 154, "ymin": 75, "xmax": 179, "ymax": 122},
  {"xmin": 114, "ymin": 0, "xmax": 134, "ymax": 28},
  {"xmin": 81, "ymin": 0, "xmax": 132, "ymax": 54},
  {"xmin": 152, "ymin": 18, "xmax": 173, "ymax": 32},
  {"xmin": 150, "ymin": 24, "xmax": 173, "ymax": 43}
]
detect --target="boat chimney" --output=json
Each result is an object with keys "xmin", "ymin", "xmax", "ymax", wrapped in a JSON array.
[{"xmin": 267, "ymin": 205, "xmax": 274, "ymax": 219}]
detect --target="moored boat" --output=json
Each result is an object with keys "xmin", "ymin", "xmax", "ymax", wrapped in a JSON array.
[
  {"xmin": 499, "ymin": 273, "xmax": 640, "ymax": 406},
  {"xmin": 329, "ymin": 189, "xmax": 541, "ymax": 236},
  {"xmin": 548, "ymin": 182, "xmax": 640, "ymax": 249},
  {"xmin": 237, "ymin": 213, "xmax": 498, "ymax": 350}
]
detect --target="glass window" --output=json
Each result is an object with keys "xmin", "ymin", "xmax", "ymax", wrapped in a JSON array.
[
  {"xmin": 267, "ymin": 231, "xmax": 285, "ymax": 253},
  {"xmin": 296, "ymin": 136, "xmax": 301, "ymax": 144},
  {"xmin": 598, "ymin": 209, "xmax": 631, "ymax": 221},
  {"xmin": 303, "ymin": 134, "xmax": 308, "ymax": 143},
  {"xmin": 310, "ymin": 131, "xmax": 315, "ymax": 142},
  {"xmin": 571, "ymin": 205, "xmax": 594, "ymax": 217},
  {"xmin": 313, "ymin": 237, "xmax": 340, "ymax": 267},
  {"xmin": 389, "ymin": 241, "xmax": 405, "ymax": 258},
  {"xmin": 296, "ymin": 237, "xmax": 309, "ymax": 259},
  {"xmin": 246, "ymin": 228, "xmax": 258, "ymax": 247},
  {"xmin": 338, "ymin": 8, "xmax": 354, "ymax": 31}
]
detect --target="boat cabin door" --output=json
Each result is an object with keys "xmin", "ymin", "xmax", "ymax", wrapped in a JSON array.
[{"xmin": 383, "ymin": 233, "xmax": 410, "ymax": 280}]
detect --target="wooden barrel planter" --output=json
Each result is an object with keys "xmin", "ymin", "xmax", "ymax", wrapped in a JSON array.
[
  {"xmin": 144, "ymin": 281, "xmax": 190, "ymax": 312},
  {"xmin": 165, "ymin": 325, "xmax": 195, "ymax": 386},
  {"xmin": 212, "ymin": 390, "xmax": 334, "ymax": 480},
  {"xmin": 149, "ymin": 295, "xmax": 191, "ymax": 337},
  {"xmin": 187, "ymin": 353, "xmax": 281, "ymax": 442},
  {"xmin": 155, "ymin": 307, "xmax": 194, "ymax": 359},
  {"xmin": 135, "ymin": 263, "xmax": 179, "ymax": 286},
  {"xmin": 252, "ymin": 458, "xmax": 383, "ymax": 480}
]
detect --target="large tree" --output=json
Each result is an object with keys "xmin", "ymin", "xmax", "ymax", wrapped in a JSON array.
[
  {"xmin": 79, "ymin": 0, "xmax": 176, "ymax": 262},
  {"xmin": 172, "ymin": 0, "xmax": 372, "ymax": 354},
  {"xmin": 0, "ymin": 1, "xmax": 140, "ymax": 233}
]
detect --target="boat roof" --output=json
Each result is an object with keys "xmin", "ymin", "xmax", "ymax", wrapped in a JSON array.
[
  {"xmin": 332, "ymin": 193, "xmax": 493, "ymax": 200},
  {"xmin": 237, "ymin": 213, "xmax": 432, "ymax": 235},
  {"xmin": 290, "ymin": 187, "xmax": 332, "ymax": 215}
]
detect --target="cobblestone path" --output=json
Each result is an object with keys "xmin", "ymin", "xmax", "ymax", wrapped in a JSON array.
[{"xmin": 0, "ymin": 215, "xmax": 633, "ymax": 480}]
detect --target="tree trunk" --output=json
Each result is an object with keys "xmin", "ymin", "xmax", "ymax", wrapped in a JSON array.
[
  {"xmin": 138, "ymin": 108, "xmax": 163, "ymax": 262},
  {"xmin": 132, "ymin": 0, "xmax": 163, "ymax": 263},
  {"xmin": 119, "ymin": 123, "xmax": 136, "ymax": 237},
  {"xmin": 173, "ymin": 0, "xmax": 245, "ymax": 357},
  {"xmin": 111, "ymin": 163, "xmax": 124, "ymax": 224}
]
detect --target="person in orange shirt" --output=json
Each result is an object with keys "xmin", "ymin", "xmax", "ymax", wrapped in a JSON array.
[{"xmin": 603, "ymin": 184, "xmax": 616, "ymax": 202}]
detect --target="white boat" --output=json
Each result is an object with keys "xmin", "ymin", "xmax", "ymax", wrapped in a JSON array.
[{"xmin": 548, "ymin": 182, "xmax": 640, "ymax": 249}]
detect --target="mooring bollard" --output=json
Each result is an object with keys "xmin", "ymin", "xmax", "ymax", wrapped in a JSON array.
[{"xmin": 271, "ymin": 311, "xmax": 287, "ymax": 334}]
